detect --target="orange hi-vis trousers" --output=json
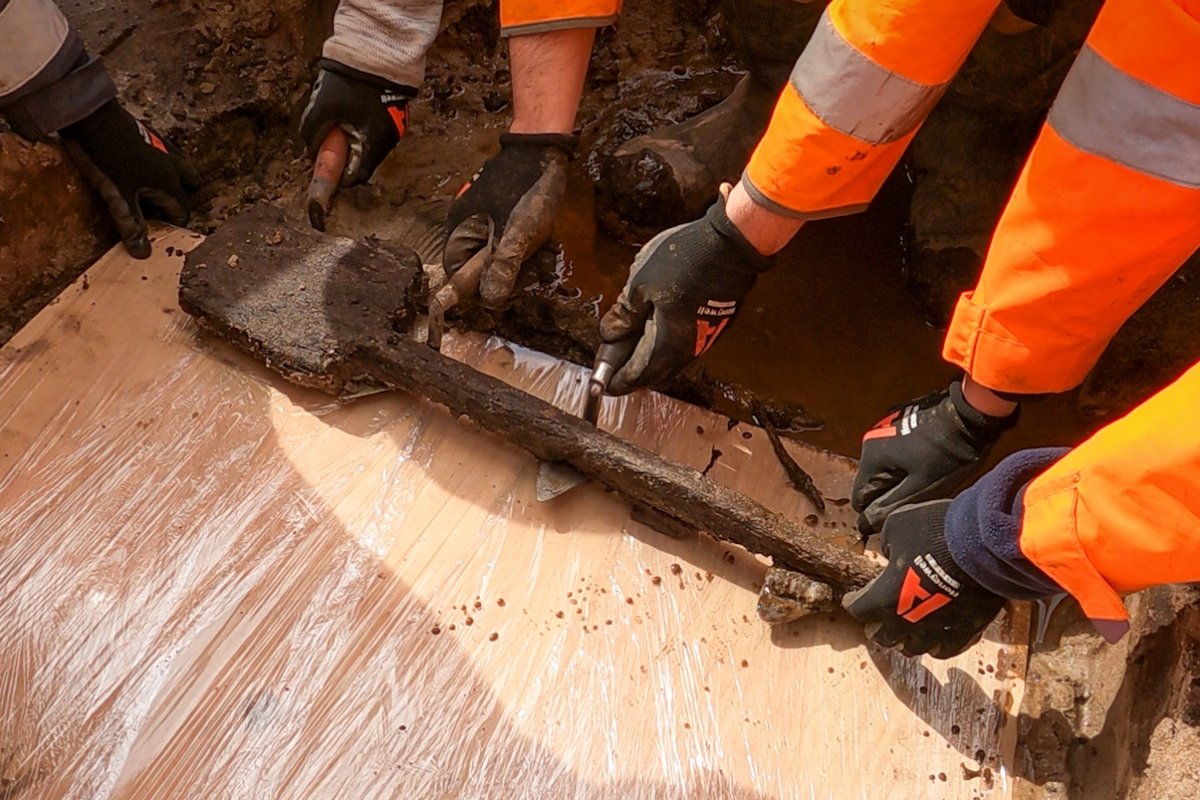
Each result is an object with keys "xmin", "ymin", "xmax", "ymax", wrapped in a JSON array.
[{"xmin": 500, "ymin": 0, "xmax": 622, "ymax": 36}]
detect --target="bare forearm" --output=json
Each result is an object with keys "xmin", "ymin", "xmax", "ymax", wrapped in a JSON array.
[
  {"xmin": 509, "ymin": 28, "xmax": 595, "ymax": 135},
  {"xmin": 724, "ymin": 180, "xmax": 804, "ymax": 256}
]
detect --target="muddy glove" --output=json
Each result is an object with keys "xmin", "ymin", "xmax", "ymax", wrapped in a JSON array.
[
  {"xmin": 60, "ymin": 100, "xmax": 199, "ymax": 260},
  {"xmin": 852, "ymin": 381, "xmax": 1017, "ymax": 536},
  {"xmin": 598, "ymin": 199, "xmax": 772, "ymax": 395},
  {"xmin": 842, "ymin": 500, "xmax": 1006, "ymax": 659},
  {"xmin": 443, "ymin": 133, "xmax": 574, "ymax": 308},
  {"xmin": 299, "ymin": 59, "xmax": 415, "ymax": 186}
]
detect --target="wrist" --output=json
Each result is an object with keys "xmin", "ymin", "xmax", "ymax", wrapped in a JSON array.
[
  {"xmin": 724, "ymin": 181, "xmax": 803, "ymax": 256},
  {"xmin": 318, "ymin": 58, "xmax": 417, "ymax": 95},
  {"xmin": 962, "ymin": 374, "xmax": 1019, "ymax": 418},
  {"xmin": 498, "ymin": 131, "xmax": 577, "ymax": 156}
]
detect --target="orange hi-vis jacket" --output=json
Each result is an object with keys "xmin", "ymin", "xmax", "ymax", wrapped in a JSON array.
[{"xmin": 500, "ymin": 0, "xmax": 1200, "ymax": 633}]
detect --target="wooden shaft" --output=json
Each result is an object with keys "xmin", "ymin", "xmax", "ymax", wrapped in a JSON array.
[{"xmin": 354, "ymin": 337, "xmax": 881, "ymax": 592}]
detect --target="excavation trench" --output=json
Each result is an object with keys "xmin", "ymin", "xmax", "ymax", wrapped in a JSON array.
[{"xmin": 2, "ymin": 1, "xmax": 1200, "ymax": 797}]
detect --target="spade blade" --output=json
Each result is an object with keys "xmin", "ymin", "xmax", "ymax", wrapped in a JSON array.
[{"xmin": 536, "ymin": 459, "xmax": 589, "ymax": 501}]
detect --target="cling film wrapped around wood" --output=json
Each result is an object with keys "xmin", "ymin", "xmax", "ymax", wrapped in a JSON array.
[{"xmin": 0, "ymin": 228, "xmax": 1027, "ymax": 799}]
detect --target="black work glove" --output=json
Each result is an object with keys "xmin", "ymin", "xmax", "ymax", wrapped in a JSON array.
[
  {"xmin": 842, "ymin": 500, "xmax": 1006, "ymax": 659},
  {"xmin": 299, "ymin": 59, "xmax": 415, "ymax": 186},
  {"xmin": 60, "ymin": 100, "xmax": 200, "ymax": 259},
  {"xmin": 598, "ymin": 198, "xmax": 772, "ymax": 395},
  {"xmin": 852, "ymin": 380, "xmax": 1017, "ymax": 536},
  {"xmin": 443, "ymin": 132, "xmax": 575, "ymax": 308}
]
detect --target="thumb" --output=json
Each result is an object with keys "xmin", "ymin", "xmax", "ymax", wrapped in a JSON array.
[
  {"xmin": 443, "ymin": 214, "xmax": 493, "ymax": 276},
  {"xmin": 841, "ymin": 574, "xmax": 886, "ymax": 622},
  {"xmin": 606, "ymin": 308, "xmax": 660, "ymax": 396},
  {"xmin": 479, "ymin": 163, "xmax": 565, "ymax": 308},
  {"xmin": 64, "ymin": 139, "xmax": 150, "ymax": 259},
  {"xmin": 598, "ymin": 286, "xmax": 654, "ymax": 395},
  {"xmin": 478, "ymin": 231, "xmax": 525, "ymax": 309},
  {"xmin": 598, "ymin": 283, "xmax": 651, "ymax": 344}
]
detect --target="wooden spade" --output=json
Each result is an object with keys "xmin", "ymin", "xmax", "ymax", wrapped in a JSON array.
[{"xmin": 178, "ymin": 205, "xmax": 880, "ymax": 599}]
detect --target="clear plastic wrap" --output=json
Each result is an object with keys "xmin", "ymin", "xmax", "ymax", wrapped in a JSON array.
[{"xmin": 0, "ymin": 229, "xmax": 1027, "ymax": 799}]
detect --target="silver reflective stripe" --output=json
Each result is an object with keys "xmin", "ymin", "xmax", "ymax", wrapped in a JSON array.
[
  {"xmin": 741, "ymin": 169, "xmax": 871, "ymax": 220},
  {"xmin": 1049, "ymin": 45, "xmax": 1200, "ymax": 189},
  {"xmin": 0, "ymin": 0, "xmax": 70, "ymax": 96},
  {"xmin": 500, "ymin": 15, "xmax": 620, "ymax": 37},
  {"xmin": 791, "ymin": 8, "xmax": 948, "ymax": 145}
]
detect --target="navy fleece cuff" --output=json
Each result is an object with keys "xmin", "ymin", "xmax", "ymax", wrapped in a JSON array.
[{"xmin": 944, "ymin": 447, "xmax": 1069, "ymax": 599}]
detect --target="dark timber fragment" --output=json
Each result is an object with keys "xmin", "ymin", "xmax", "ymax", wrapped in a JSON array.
[{"xmin": 180, "ymin": 208, "xmax": 878, "ymax": 593}]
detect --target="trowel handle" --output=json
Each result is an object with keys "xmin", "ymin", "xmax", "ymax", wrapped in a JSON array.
[{"xmin": 306, "ymin": 127, "xmax": 350, "ymax": 231}]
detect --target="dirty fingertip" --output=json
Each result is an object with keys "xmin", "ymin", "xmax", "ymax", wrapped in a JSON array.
[
  {"xmin": 605, "ymin": 367, "xmax": 639, "ymax": 397},
  {"xmin": 479, "ymin": 264, "xmax": 518, "ymax": 308},
  {"xmin": 124, "ymin": 233, "xmax": 152, "ymax": 259}
]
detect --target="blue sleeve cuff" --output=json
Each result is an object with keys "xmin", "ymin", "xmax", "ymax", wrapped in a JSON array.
[{"xmin": 944, "ymin": 447, "xmax": 1070, "ymax": 599}]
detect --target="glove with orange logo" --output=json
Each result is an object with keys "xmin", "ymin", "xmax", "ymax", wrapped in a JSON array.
[
  {"xmin": 599, "ymin": 198, "xmax": 772, "ymax": 395},
  {"xmin": 852, "ymin": 381, "xmax": 1018, "ymax": 536},
  {"xmin": 443, "ymin": 133, "xmax": 575, "ymax": 309},
  {"xmin": 300, "ymin": 59, "xmax": 415, "ymax": 187},
  {"xmin": 61, "ymin": 100, "xmax": 199, "ymax": 259},
  {"xmin": 842, "ymin": 500, "xmax": 1006, "ymax": 659}
]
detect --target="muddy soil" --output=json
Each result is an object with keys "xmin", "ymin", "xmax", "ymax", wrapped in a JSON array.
[{"xmin": 3, "ymin": 1, "xmax": 1200, "ymax": 798}]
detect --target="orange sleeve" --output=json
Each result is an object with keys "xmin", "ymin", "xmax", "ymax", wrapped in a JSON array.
[
  {"xmin": 942, "ymin": 0, "xmax": 1200, "ymax": 394},
  {"xmin": 500, "ymin": 0, "xmax": 622, "ymax": 36},
  {"xmin": 743, "ymin": 0, "xmax": 1000, "ymax": 219},
  {"xmin": 1019, "ymin": 361, "xmax": 1200, "ymax": 629}
]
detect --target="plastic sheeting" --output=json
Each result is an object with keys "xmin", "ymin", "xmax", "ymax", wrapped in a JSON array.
[{"xmin": 0, "ymin": 228, "xmax": 1028, "ymax": 799}]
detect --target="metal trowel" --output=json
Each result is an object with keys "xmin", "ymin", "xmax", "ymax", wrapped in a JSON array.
[{"xmin": 535, "ymin": 339, "xmax": 636, "ymax": 501}]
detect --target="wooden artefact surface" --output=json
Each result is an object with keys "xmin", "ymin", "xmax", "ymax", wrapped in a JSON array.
[
  {"xmin": 0, "ymin": 229, "xmax": 1028, "ymax": 799},
  {"xmin": 179, "ymin": 212, "xmax": 877, "ymax": 593}
]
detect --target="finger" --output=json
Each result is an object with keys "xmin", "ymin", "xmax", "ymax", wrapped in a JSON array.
[
  {"xmin": 480, "ymin": 163, "xmax": 567, "ymax": 308},
  {"xmin": 606, "ymin": 312, "xmax": 664, "ymax": 395},
  {"xmin": 342, "ymin": 126, "xmax": 369, "ymax": 186},
  {"xmin": 865, "ymin": 621, "xmax": 905, "ymax": 650},
  {"xmin": 900, "ymin": 636, "xmax": 935, "ymax": 658},
  {"xmin": 64, "ymin": 140, "xmax": 150, "ymax": 259},
  {"xmin": 851, "ymin": 466, "xmax": 905, "ymax": 515},
  {"xmin": 840, "ymin": 584, "xmax": 878, "ymax": 620},
  {"xmin": 443, "ymin": 215, "xmax": 493, "ymax": 275},
  {"xmin": 863, "ymin": 477, "xmax": 944, "ymax": 536},
  {"xmin": 598, "ymin": 286, "xmax": 648, "ymax": 344},
  {"xmin": 928, "ymin": 632, "xmax": 981, "ymax": 660},
  {"xmin": 138, "ymin": 188, "xmax": 190, "ymax": 228},
  {"xmin": 860, "ymin": 497, "xmax": 901, "ymax": 540},
  {"xmin": 299, "ymin": 74, "xmax": 334, "ymax": 155},
  {"xmin": 164, "ymin": 138, "xmax": 202, "ymax": 191}
]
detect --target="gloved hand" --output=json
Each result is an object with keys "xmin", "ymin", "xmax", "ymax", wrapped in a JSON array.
[
  {"xmin": 842, "ymin": 500, "xmax": 1006, "ymax": 659},
  {"xmin": 443, "ymin": 132, "xmax": 575, "ymax": 308},
  {"xmin": 852, "ymin": 380, "xmax": 1017, "ymax": 536},
  {"xmin": 60, "ymin": 100, "xmax": 200, "ymax": 260},
  {"xmin": 299, "ymin": 59, "xmax": 415, "ymax": 186},
  {"xmin": 598, "ymin": 198, "xmax": 772, "ymax": 395}
]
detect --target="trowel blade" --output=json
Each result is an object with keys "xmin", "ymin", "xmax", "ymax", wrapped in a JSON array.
[{"xmin": 536, "ymin": 459, "xmax": 588, "ymax": 501}]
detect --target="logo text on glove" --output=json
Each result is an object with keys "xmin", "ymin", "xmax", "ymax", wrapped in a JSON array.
[{"xmin": 694, "ymin": 300, "xmax": 737, "ymax": 356}]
